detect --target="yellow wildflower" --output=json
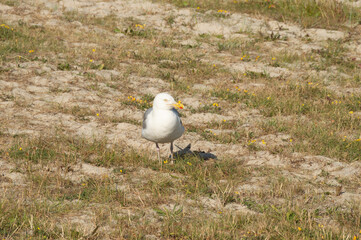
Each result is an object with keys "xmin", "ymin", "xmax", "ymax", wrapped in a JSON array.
[{"xmin": 298, "ymin": 227, "xmax": 302, "ymax": 231}]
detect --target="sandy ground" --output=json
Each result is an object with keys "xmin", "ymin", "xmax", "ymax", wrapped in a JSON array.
[{"xmin": 1, "ymin": 0, "xmax": 361, "ymax": 238}]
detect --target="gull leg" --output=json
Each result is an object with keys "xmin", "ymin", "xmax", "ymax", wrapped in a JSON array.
[
  {"xmin": 170, "ymin": 142, "xmax": 174, "ymax": 164},
  {"xmin": 156, "ymin": 143, "xmax": 160, "ymax": 164}
]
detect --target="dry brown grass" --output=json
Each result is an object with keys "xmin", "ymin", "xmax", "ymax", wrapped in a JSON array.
[{"xmin": 1, "ymin": 0, "xmax": 361, "ymax": 239}]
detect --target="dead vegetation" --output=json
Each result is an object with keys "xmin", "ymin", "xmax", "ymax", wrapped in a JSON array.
[{"xmin": 0, "ymin": 0, "xmax": 361, "ymax": 239}]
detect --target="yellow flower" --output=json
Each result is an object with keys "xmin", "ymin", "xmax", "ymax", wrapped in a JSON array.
[
  {"xmin": 187, "ymin": 162, "xmax": 192, "ymax": 166},
  {"xmin": 163, "ymin": 160, "xmax": 168, "ymax": 164},
  {"xmin": 261, "ymin": 140, "xmax": 266, "ymax": 145},
  {"xmin": 19, "ymin": 147, "xmax": 22, "ymax": 151},
  {"xmin": 349, "ymin": 111, "xmax": 354, "ymax": 114},
  {"xmin": 267, "ymin": 96, "xmax": 271, "ymax": 100},
  {"xmin": 96, "ymin": 113, "xmax": 99, "ymax": 116},
  {"xmin": 29, "ymin": 50, "xmax": 34, "ymax": 53},
  {"xmin": 308, "ymin": 82, "xmax": 313, "ymax": 85},
  {"xmin": 290, "ymin": 139, "xmax": 293, "ymax": 142},
  {"xmin": 89, "ymin": 59, "xmax": 93, "ymax": 62},
  {"xmin": 120, "ymin": 169, "xmax": 123, "ymax": 173},
  {"xmin": 223, "ymin": 119, "xmax": 226, "ymax": 122},
  {"xmin": 243, "ymin": 73, "xmax": 247, "ymax": 76},
  {"xmin": 298, "ymin": 227, "xmax": 302, "ymax": 231},
  {"xmin": 271, "ymin": 57, "xmax": 276, "ymax": 60},
  {"xmin": 244, "ymin": 89, "xmax": 248, "ymax": 93},
  {"xmin": 92, "ymin": 48, "xmax": 96, "ymax": 52},
  {"xmin": 197, "ymin": 7, "xmax": 200, "ymax": 9}
]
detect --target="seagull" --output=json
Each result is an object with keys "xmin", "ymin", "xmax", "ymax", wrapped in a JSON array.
[{"xmin": 141, "ymin": 93, "xmax": 185, "ymax": 163}]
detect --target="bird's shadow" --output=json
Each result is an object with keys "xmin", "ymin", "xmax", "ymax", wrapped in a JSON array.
[{"xmin": 169, "ymin": 144, "xmax": 218, "ymax": 161}]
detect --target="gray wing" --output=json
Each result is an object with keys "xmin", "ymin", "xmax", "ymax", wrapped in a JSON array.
[
  {"xmin": 172, "ymin": 108, "xmax": 183, "ymax": 125},
  {"xmin": 142, "ymin": 108, "xmax": 153, "ymax": 130}
]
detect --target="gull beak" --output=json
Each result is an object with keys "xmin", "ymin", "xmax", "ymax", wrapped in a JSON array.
[{"xmin": 172, "ymin": 101, "xmax": 184, "ymax": 109}]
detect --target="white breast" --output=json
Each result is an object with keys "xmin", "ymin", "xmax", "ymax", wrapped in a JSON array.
[{"xmin": 142, "ymin": 109, "xmax": 184, "ymax": 143}]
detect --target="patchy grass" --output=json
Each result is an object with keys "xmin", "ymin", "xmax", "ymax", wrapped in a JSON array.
[
  {"xmin": 1, "ymin": 1, "xmax": 361, "ymax": 239},
  {"xmin": 159, "ymin": 0, "xmax": 360, "ymax": 29},
  {"xmin": 1, "ymin": 134, "xmax": 360, "ymax": 238},
  {"xmin": 209, "ymin": 80, "xmax": 361, "ymax": 161}
]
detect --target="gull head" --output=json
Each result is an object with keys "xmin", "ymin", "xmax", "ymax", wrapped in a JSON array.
[{"xmin": 153, "ymin": 93, "xmax": 184, "ymax": 110}]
